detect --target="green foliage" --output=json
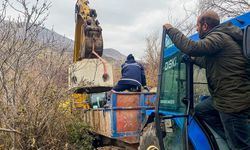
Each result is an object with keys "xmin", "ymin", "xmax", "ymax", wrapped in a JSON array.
[{"xmin": 66, "ymin": 121, "xmax": 94, "ymax": 150}]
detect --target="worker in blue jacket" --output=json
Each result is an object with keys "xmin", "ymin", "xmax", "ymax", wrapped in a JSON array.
[{"xmin": 112, "ymin": 54, "xmax": 147, "ymax": 92}]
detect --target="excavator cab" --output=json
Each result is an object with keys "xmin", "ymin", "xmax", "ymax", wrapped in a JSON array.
[{"xmin": 74, "ymin": 0, "xmax": 103, "ymax": 61}]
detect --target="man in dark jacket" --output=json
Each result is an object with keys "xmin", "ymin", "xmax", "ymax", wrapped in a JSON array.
[
  {"xmin": 164, "ymin": 10, "xmax": 250, "ymax": 149},
  {"xmin": 112, "ymin": 54, "xmax": 147, "ymax": 92}
]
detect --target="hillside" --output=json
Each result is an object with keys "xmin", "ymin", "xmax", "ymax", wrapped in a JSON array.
[
  {"xmin": 102, "ymin": 48, "xmax": 126, "ymax": 65},
  {"xmin": 37, "ymin": 26, "xmax": 126, "ymax": 64}
]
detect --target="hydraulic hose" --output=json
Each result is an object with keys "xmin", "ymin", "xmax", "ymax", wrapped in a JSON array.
[{"xmin": 91, "ymin": 37, "xmax": 108, "ymax": 81}]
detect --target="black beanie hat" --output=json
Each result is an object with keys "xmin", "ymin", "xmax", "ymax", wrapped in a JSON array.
[{"xmin": 127, "ymin": 54, "xmax": 134, "ymax": 60}]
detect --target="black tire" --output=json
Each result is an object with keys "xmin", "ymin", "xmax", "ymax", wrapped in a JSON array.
[{"xmin": 138, "ymin": 123, "xmax": 160, "ymax": 150}]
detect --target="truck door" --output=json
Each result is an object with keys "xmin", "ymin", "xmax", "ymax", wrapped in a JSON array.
[{"xmin": 155, "ymin": 29, "xmax": 190, "ymax": 150}]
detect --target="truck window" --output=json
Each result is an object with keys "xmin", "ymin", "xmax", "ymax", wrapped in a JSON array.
[
  {"xmin": 159, "ymin": 35, "xmax": 186, "ymax": 113},
  {"xmin": 89, "ymin": 92, "xmax": 107, "ymax": 108},
  {"xmin": 193, "ymin": 67, "xmax": 209, "ymax": 105}
]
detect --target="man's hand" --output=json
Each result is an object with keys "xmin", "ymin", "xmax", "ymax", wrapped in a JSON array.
[{"xmin": 163, "ymin": 23, "xmax": 173, "ymax": 30}]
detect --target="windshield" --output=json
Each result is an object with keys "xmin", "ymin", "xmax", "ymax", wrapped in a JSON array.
[{"xmin": 159, "ymin": 35, "xmax": 186, "ymax": 113}]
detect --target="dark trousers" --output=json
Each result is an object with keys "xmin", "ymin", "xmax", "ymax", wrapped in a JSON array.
[
  {"xmin": 112, "ymin": 84, "xmax": 141, "ymax": 92},
  {"xmin": 195, "ymin": 97, "xmax": 250, "ymax": 150}
]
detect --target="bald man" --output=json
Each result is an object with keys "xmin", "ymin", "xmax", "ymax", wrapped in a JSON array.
[{"xmin": 164, "ymin": 10, "xmax": 250, "ymax": 149}]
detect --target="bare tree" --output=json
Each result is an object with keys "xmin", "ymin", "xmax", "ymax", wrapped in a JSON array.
[
  {"xmin": 0, "ymin": 1, "xmax": 53, "ymax": 147},
  {"xmin": 143, "ymin": 1, "xmax": 199, "ymax": 88},
  {"xmin": 198, "ymin": 0, "xmax": 250, "ymax": 17},
  {"xmin": 175, "ymin": 1, "xmax": 199, "ymax": 36},
  {"xmin": 0, "ymin": 0, "xmax": 91, "ymax": 149},
  {"xmin": 142, "ymin": 31, "xmax": 161, "ymax": 87}
]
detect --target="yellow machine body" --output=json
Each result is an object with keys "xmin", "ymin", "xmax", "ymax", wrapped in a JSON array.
[{"xmin": 71, "ymin": 93, "xmax": 90, "ymax": 109}]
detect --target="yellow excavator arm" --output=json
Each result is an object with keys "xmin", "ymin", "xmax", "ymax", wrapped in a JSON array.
[
  {"xmin": 76, "ymin": 0, "xmax": 90, "ymax": 19},
  {"xmin": 69, "ymin": 0, "xmax": 113, "ymax": 95},
  {"xmin": 68, "ymin": 1, "xmax": 113, "ymax": 110},
  {"xmin": 73, "ymin": 0, "xmax": 103, "ymax": 62}
]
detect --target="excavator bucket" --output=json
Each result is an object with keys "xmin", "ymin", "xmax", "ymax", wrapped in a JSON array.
[
  {"xmin": 83, "ymin": 23, "xmax": 103, "ymax": 58},
  {"xmin": 71, "ymin": 1, "xmax": 111, "ymax": 92},
  {"xmin": 73, "ymin": 1, "xmax": 103, "ymax": 62}
]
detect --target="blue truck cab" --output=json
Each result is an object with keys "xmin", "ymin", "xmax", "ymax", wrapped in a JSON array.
[{"xmin": 139, "ymin": 12, "xmax": 250, "ymax": 150}]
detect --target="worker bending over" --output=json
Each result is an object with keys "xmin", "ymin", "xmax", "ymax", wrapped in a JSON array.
[{"xmin": 112, "ymin": 54, "xmax": 147, "ymax": 92}]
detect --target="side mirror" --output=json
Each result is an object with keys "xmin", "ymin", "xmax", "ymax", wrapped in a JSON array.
[{"xmin": 243, "ymin": 25, "xmax": 250, "ymax": 60}]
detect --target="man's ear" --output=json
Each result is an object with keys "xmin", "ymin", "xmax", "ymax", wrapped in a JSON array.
[{"xmin": 202, "ymin": 23, "xmax": 209, "ymax": 32}]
